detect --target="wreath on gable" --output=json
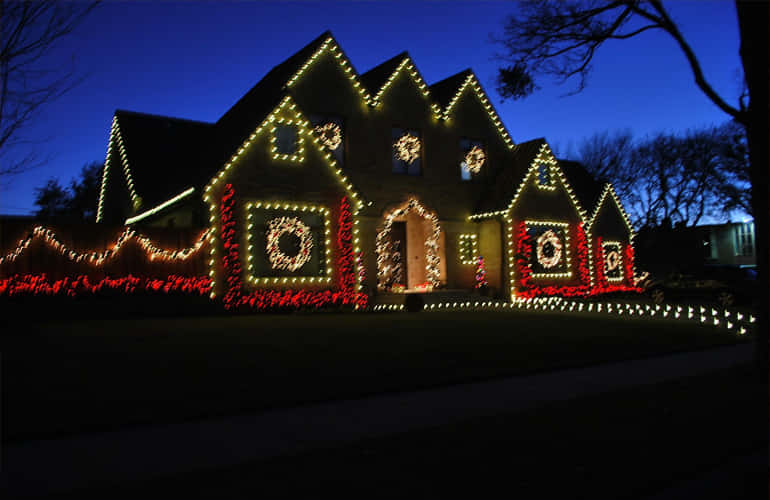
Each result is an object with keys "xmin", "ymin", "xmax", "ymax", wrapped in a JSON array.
[
  {"xmin": 536, "ymin": 230, "xmax": 563, "ymax": 269},
  {"xmin": 266, "ymin": 217, "xmax": 313, "ymax": 272}
]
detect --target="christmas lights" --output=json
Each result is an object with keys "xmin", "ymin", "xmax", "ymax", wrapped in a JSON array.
[
  {"xmin": 475, "ymin": 256, "xmax": 488, "ymax": 289},
  {"xmin": 376, "ymin": 199, "xmax": 441, "ymax": 290},
  {"xmin": 369, "ymin": 57, "xmax": 442, "ymax": 118},
  {"xmin": 535, "ymin": 230, "xmax": 563, "ymax": 269},
  {"xmin": 526, "ymin": 221, "xmax": 572, "ymax": 279},
  {"xmin": 458, "ymin": 234, "xmax": 478, "ymax": 265},
  {"xmin": 0, "ymin": 225, "xmax": 211, "ymax": 267},
  {"xmin": 314, "ymin": 122, "xmax": 342, "ymax": 150},
  {"xmin": 394, "ymin": 133, "xmax": 421, "ymax": 164},
  {"xmin": 602, "ymin": 240, "xmax": 623, "ymax": 282},
  {"xmin": 266, "ymin": 217, "xmax": 314, "ymax": 272},
  {"xmin": 96, "ymin": 117, "xmax": 142, "ymax": 222},
  {"xmin": 463, "ymin": 145, "xmax": 485, "ymax": 174},
  {"xmin": 0, "ymin": 274, "xmax": 212, "ymax": 298},
  {"xmin": 125, "ymin": 187, "xmax": 195, "ymax": 225},
  {"xmin": 441, "ymin": 72, "xmax": 514, "ymax": 149},
  {"xmin": 244, "ymin": 201, "xmax": 332, "ymax": 285},
  {"xmin": 270, "ymin": 118, "xmax": 307, "ymax": 162},
  {"xmin": 588, "ymin": 184, "xmax": 635, "ymax": 239}
]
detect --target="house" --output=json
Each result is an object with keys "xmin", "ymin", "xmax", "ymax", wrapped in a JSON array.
[{"xmin": 95, "ymin": 31, "xmax": 639, "ymax": 308}]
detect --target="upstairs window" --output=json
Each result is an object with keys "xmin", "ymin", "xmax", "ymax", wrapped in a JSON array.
[
  {"xmin": 274, "ymin": 125, "xmax": 298, "ymax": 155},
  {"xmin": 392, "ymin": 128, "xmax": 422, "ymax": 175},
  {"xmin": 536, "ymin": 161, "xmax": 551, "ymax": 187},
  {"xmin": 459, "ymin": 138, "xmax": 486, "ymax": 181}
]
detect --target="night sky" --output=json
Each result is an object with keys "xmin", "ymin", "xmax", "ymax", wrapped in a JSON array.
[{"xmin": 0, "ymin": 0, "xmax": 743, "ymax": 217}]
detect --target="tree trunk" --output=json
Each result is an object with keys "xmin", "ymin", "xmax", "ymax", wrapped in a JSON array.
[{"xmin": 735, "ymin": 1, "xmax": 768, "ymax": 379}]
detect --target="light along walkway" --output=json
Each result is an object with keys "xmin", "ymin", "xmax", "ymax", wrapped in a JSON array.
[{"xmin": 1, "ymin": 343, "xmax": 752, "ymax": 497}]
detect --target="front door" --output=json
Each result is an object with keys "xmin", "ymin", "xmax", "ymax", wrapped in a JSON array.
[{"xmin": 391, "ymin": 221, "xmax": 408, "ymax": 288}]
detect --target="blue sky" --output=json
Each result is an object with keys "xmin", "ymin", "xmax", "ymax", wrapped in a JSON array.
[{"xmin": 0, "ymin": 0, "xmax": 743, "ymax": 216}]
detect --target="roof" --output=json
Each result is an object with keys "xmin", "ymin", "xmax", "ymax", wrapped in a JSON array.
[
  {"xmin": 429, "ymin": 69, "xmax": 472, "ymax": 111},
  {"xmin": 360, "ymin": 52, "xmax": 408, "ymax": 97},
  {"xmin": 215, "ymin": 30, "xmax": 332, "ymax": 158},
  {"xmin": 114, "ymin": 110, "xmax": 217, "ymax": 208},
  {"xmin": 558, "ymin": 159, "xmax": 604, "ymax": 215},
  {"xmin": 475, "ymin": 138, "xmax": 547, "ymax": 214}
]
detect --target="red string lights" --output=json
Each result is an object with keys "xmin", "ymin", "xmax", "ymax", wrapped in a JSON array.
[
  {"xmin": 218, "ymin": 185, "xmax": 366, "ymax": 311},
  {"xmin": 0, "ymin": 274, "xmax": 212, "ymax": 298}
]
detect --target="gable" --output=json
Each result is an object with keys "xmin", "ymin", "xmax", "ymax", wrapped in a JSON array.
[
  {"xmin": 369, "ymin": 56, "xmax": 442, "ymax": 120},
  {"xmin": 285, "ymin": 35, "xmax": 371, "ymax": 113},
  {"xmin": 588, "ymin": 184, "xmax": 634, "ymax": 238},
  {"xmin": 204, "ymin": 95, "xmax": 364, "ymax": 209},
  {"xmin": 441, "ymin": 73, "xmax": 514, "ymax": 150},
  {"xmin": 506, "ymin": 143, "xmax": 588, "ymax": 223}
]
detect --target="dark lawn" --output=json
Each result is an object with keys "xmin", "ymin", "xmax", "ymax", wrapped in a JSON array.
[
  {"xmin": 3, "ymin": 310, "xmax": 749, "ymax": 442},
  {"xmin": 50, "ymin": 364, "xmax": 767, "ymax": 500}
]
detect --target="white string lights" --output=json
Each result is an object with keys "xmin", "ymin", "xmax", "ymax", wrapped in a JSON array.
[
  {"xmin": 376, "ymin": 199, "xmax": 441, "ymax": 290},
  {"xmin": 96, "ymin": 116, "xmax": 142, "ymax": 222},
  {"xmin": 125, "ymin": 187, "xmax": 195, "ymax": 225},
  {"xmin": 602, "ymin": 240, "xmax": 624, "ymax": 282},
  {"xmin": 0, "ymin": 226, "xmax": 211, "ymax": 267},
  {"xmin": 394, "ymin": 133, "xmax": 421, "ymax": 164},
  {"xmin": 245, "ymin": 201, "xmax": 333, "ymax": 286},
  {"xmin": 463, "ymin": 145, "xmax": 486, "ymax": 174},
  {"xmin": 458, "ymin": 234, "xmax": 479, "ymax": 264},
  {"xmin": 314, "ymin": 122, "xmax": 342, "ymax": 150},
  {"xmin": 266, "ymin": 217, "xmax": 314, "ymax": 272},
  {"xmin": 526, "ymin": 220, "xmax": 573, "ymax": 279}
]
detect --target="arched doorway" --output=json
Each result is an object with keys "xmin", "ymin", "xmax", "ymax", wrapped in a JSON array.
[{"xmin": 376, "ymin": 198, "xmax": 442, "ymax": 291}]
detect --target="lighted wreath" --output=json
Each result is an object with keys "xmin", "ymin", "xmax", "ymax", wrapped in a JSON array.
[
  {"xmin": 394, "ymin": 134, "xmax": 421, "ymax": 164},
  {"xmin": 463, "ymin": 145, "xmax": 486, "ymax": 174},
  {"xmin": 266, "ymin": 217, "xmax": 313, "ymax": 272},
  {"xmin": 536, "ymin": 230, "xmax": 563, "ymax": 269},
  {"xmin": 314, "ymin": 122, "xmax": 342, "ymax": 150},
  {"xmin": 605, "ymin": 249, "xmax": 621, "ymax": 272}
]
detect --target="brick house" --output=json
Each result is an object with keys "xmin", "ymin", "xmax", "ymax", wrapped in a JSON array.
[{"xmin": 96, "ymin": 32, "xmax": 638, "ymax": 303}]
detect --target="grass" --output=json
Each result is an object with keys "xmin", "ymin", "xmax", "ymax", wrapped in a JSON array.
[
  {"xmin": 3, "ymin": 309, "xmax": 750, "ymax": 442},
  {"xmin": 51, "ymin": 363, "xmax": 767, "ymax": 499}
]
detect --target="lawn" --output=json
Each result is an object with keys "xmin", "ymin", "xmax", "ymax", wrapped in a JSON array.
[
  {"xmin": 50, "ymin": 364, "xmax": 767, "ymax": 499},
  {"xmin": 3, "ymin": 309, "xmax": 749, "ymax": 442}
]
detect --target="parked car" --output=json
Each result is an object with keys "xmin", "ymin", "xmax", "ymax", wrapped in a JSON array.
[{"xmin": 641, "ymin": 266, "xmax": 758, "ymax": 307}]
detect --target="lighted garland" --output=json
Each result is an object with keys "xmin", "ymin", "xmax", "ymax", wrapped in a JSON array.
[
  {"xmin": 535, "ymin": 230, "xmax": 563, "ymax": 269},
  {"xmin": 314, "ymin": 122, "xmax": 342, "ymax": 150},
  {"xmin": 266, "ymin": 217, "xmax": 313, "ymax": 272},
  {"xmin": 463, "ymin": 146, "xmax": 485, "ymax": 174},
  {"xmin": 0, "ymin": 225, "xmax": 211, "ymax": 267},
  {"xmin": 394, "ymin": 134, "xmax": 421, "ymax": 164},
  {"xmin": 376, "ymin": 199, "xmax": 441, "ymax": 290}
]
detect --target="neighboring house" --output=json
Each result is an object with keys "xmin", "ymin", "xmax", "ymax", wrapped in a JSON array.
[
  {"xmin": 702, "ymin": 221, "xmax": 756, "ymax": 268},
  {"xmin": 96, "ymin": 31, "xmax": 637, "ymax": 302}
]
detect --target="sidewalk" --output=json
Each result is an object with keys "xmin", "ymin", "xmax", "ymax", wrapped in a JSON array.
[{"xmin": 1, "ymin": 343, "xmax": 752, "ymax": 497}]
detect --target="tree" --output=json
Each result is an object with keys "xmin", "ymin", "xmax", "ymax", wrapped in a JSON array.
[
  {"xmin": 577, "ymin": 123, "xmax": 751, "ymax": 228},
  {"xmin": 0, "ymin": 1, "xmax": 98, "ymax": 178},
  {"xmin": 33, "ymin": 161, "xmax": 102, "ymax": 220},
  {"xmin": 33, "ymin": 178, "xmax": 69, "ymax": 218},
  {"xmin": 492, "ymin": 0, "xmax": 767, "ymax": 371}
]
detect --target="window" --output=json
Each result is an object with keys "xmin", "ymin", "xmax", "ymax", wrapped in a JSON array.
[
  {"xmin": 601, "ymin": 241, "xmax": 623, "ymax": 282},
  {"xmin": 274, "ymin": 125, "xmax": 297, "ymax": 155},
  {"xmin": 459, "ymin": 138, "xmax": 486, "ymax": 181},
  {"xmin": 244, "ymin": 201, "xmax": 332, "ymax": 285},
  {"xmin": 536, "ymin": 161, "xmax": 551, "ymax": 187},
  {"xmin": 734, "ymin": 222, "xmax": 754, "ymax": 257},
  {"xmin": 525, "ymin": 221, "xmax": 572, "ymax": 278},
  {"xmin": 392, "ymin": 128, "xmax": 422, "ymax": 175},
  {"xmin": 458, "ymin": 234, "xmax": 478, "ymax": 264},
  {"xmin": 310, "ymin": 115, "xmax": 345, "ymax": 167}
]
